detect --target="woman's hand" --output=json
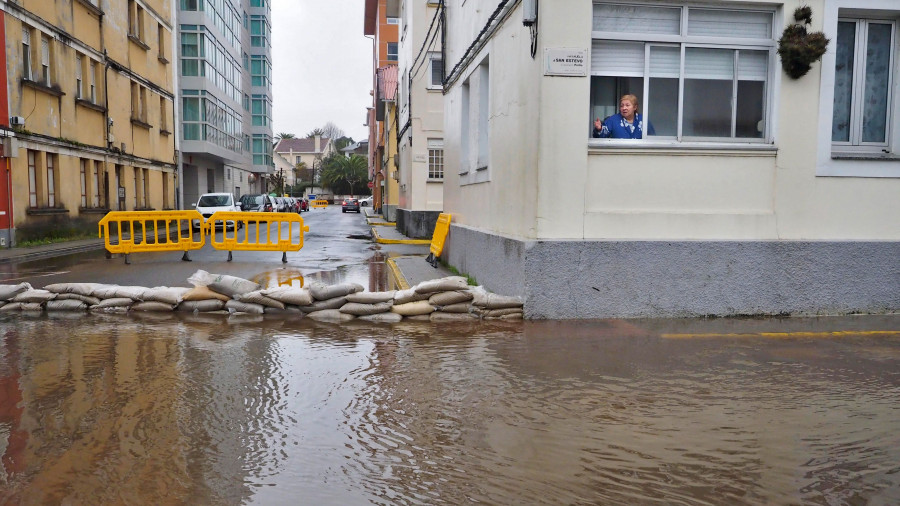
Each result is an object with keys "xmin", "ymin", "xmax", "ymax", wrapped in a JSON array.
[{"xmin": 594, "ymin": 117, "xmax": 603, "ymax": 131}]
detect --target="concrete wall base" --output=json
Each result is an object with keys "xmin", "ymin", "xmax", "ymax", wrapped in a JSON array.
[
  {"xmin": 446, "ymin": 224, "xmax": 900, "ymax": 319},
  {"xmin": 382, "ymin": 204, "xmax": 398, "ymax": 222},
  {"xmin": 396, "ymin": 209, "xmax": 442, "ymax": 239}
]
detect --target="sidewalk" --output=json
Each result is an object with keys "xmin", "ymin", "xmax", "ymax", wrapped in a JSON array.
[{"xmin": 0, "ymin": 237, "xmax": 107, "ymax": 264}]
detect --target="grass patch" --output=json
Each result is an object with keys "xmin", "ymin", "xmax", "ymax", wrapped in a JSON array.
[
  {"xmin": 443, "ymin": 262, "xmax": 477, "ymax": 286},
  {"xmin": 18, "ymin": 232, "xmax": 96, "ymax": 248}
]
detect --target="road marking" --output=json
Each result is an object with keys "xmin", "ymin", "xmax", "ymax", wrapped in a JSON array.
[
  {"xmin": 0, "ymin": 271, "xmax": 70, "ymax": 283},
  {"xmin": 661, "ymin": 331, "xmax": 900, "ymax": 339}
]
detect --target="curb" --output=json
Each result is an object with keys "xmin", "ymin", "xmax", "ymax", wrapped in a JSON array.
[
  {"xmin": 0, "ymin": 241, "xmax": 107, "ymax": 264},
  {"xmin": 385, "ymin": 256, "xmax": 411, "ymax": 290},
  {"xmin": 371, "ymin": 227, "xmax": 431, "ymax": 245}
]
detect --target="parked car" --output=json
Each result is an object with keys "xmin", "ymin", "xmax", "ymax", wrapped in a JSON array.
[
  {"xmin": 239, "ymin": 193, "xmax": 274, "ymax": 212},
  {"xmin": 299, "ymin": 199, "xmax": 309, "ymax": 212},
  {"xmin": 359, "ymin": 196, "xmax": 373, "ymax": 207},
  {"xmin": 271, "ymin": 196, "xmax": 287, "ymax": 212},
  {"xmin": 193, "ymin": 192, "xmax": 242, "ymax": 230},
  {"xmin": 342, "ymin": 198, "xmax": 361, "ymax": 213}
]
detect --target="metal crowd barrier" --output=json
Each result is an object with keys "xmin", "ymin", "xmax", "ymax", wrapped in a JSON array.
[
  {"xmin": 205, "ymin": 211, "xmax": 310, "ymax": 263},
  {"xmin": 310, "ymin": 199, "xmax": 329, "ymax": 208},
  {"xmin": 98, "ymin": 210, "xmax": 205, "ymax": 264},
  {"xmin": 426, "ymin": 213, "xmax": 452, "ymax": 268}
]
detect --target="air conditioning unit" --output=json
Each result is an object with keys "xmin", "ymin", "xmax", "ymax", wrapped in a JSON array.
[{"xmin": 9, "ymin": 116, "xmax": 25, "ymax": 126}]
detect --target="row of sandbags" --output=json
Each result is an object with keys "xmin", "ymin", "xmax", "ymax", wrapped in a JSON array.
[{"xmin": 0, "ymin": 270, "xmax": 524, "ymax": 322}]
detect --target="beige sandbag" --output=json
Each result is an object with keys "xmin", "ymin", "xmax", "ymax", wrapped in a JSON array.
[
  {"xmin": 0, "ymin": 302, "xmax": 23, "ymax": 312},
  {"xmin": 13, "ymin": 289, "xmax": 57, "ymax": 303},
  {"xmin": 143, "ymin": 286, "xmax": 190, "ymax": 305},
  {"xmin": 20, "ymin": 303, "xmax": 43, "ymax": 312},
  {"xmin": 262, "ymin": 287, "xmax": 313, "ymax": 306},
  {"xmin": 55, "ymin": 293, "xmax": 101, "ymax": 306},
  {"xmin": 471, "ymin": 288, "xmax": 524, "ymax": 309},
  {"xmin": 43, "ymin": 282, "xmax": 108, "ymax": 297},
  {"xmin": 263, "ymin": 306, "xmax": 303, "ymax": 315},
  {"xmin": 92, "ymin": 297, "xmax": 133, "ymax": 308},
  {"xmin": 480, "ymin": 307, "xmax": 525, "ymax": 318},
  {"xmin": 487, "ymin": 312, "xmax": 524, "ymax": 320},
  {"xmin": 93, "ymin": 285, "xmax": 147, "ymax": 301},
  {"xmin": 430, "ymin": 311, "xmax": 478, "ymax": 321},
  {"xmin": 188, "ymin": 270, "xmax": 260, "ymax": 297},
  {"xmin": 131, "ymin": 301, "xmax": 176, "ymax": 312},
  {"xmin": 306, "ymin": 309, "xmax": 356, "ymax": 322},
  {"xmin": 346, "ymin": 290, "xmax": 396, "ymax": 304},
  {"xmin": 391, "ymin": 300, "xmax": 435, "ymax": 316},
  {"xmin": 236, "ymin": 290, "xmax": 285, "ymax": 309},
  {"xmin": 182, "ymin": 285, "xmax": 231, "ymax": 302},
  {"xmin": 357, "ymin": 312, "xmax": 403, "ymax": 323},
  {"xmin": 309, "ymin": 282, "xmax": 364, "ymax": 301},
  {"xmin": 225, "ymin": 300, "xmax": 265, "ymax": 314},
  {"xmin": 414, "ymin": 276, "xmax": 469, "ymax": 294},
  {"xmin": 393, "ymin": 287, "xmax": 429, "ymax": 305},
  {"xmin": 177, "ymin": 300, "xmax": 226, "ymax": 312},
  {"xmin": 339, "ymin": 301, "xmax": 393, "ymax": 316},
  {"xmin": 0, "ymin": 283, "xmax": 32, "ymax": 301},
  {"xmin": 439, "ymin": 303, "xmax": 472, "ymax": 314},
  {"xmin": 46, "ymin": 299, "xmax": 88, "ymax": 311},
  {"xmin": 298, "ymin": 296, "xmax": 348, "ymax": 313},
  {"xmin": 429, "ymin": 290, "xmax": 473, "ymax": 306}
]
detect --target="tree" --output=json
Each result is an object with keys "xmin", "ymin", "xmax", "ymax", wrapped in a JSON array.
[
  {"xmin": 275, "ymin": 132, "xmax": 296, "ymax": 143},
  {"xmin": 268, "ymin": 169, "xmax": 286, "ymax": 195},
  {"xmin": 321, "ymin": 122, "xmax": 345, "ymax": 141},
  {"xmin": 320, "ymin": 154, "xmax": 368, "ymax": 195},
  {"xmin": 306, "ymin": 128, "xmax": 325, "ymax": 137},
  {"xmin": 333, "ymin": 136, "xmax": 354, "ymax": 152}
]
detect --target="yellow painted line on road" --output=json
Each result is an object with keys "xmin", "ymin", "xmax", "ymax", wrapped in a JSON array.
[
  {"xmin": 661, "ymin": 330, "xmax": 900, "ymax": 339},
  {"xmin": 385, "ymin": 256, "xmax": 410, "ymax": 290},
  {"xmin": 371, "ymin": 227, "xmax": 431, "ymax": 245}
]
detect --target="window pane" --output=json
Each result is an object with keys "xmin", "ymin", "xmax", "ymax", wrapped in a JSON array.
[
  {"xmin": 183, "ymin": 97, "xmax": 200, "ymax": 121},
  {"xmin": 688, "ymin": 9, "xmax": 772, "ymax": 39},
  {"xmin": 736, "ymin": 50, "xmax": 767, "ymax": 138},
  {"xmin": 593, "ymin": 4, "xmax": 680, "ymax": 35},
  {"xmin": 862, "ymin": 23, "xmax": 892, "ymax": 143},
  {"xmin": 648, "ymin": 46, "xmax": 680, "ymax": 137},
  {"xmin": 683, "ymin": 48, "xmax": 733, "ymax": 137},
  {"xmin": 589, "ymin": 76, "xmax": 643, "ymax": 133},
  {"xmin": 832, "ymin": 21, "xmax": 856, "ymax": 142},
  {"xmin": 431, "ymin": 58, "xmax": 443, "ymax": 86}
]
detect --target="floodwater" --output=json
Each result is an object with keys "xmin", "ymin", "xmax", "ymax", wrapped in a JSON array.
[{"xmin": 1, "ymin": 314, "xmax": 899, "ymax": 505}]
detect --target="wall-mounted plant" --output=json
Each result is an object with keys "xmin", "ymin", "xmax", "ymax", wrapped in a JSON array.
[{"xmin": 777, "ymin": 6, "xmax": 829, "ymax": 79}]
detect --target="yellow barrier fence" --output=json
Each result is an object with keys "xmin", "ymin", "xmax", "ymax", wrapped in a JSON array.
[
  {"xmin": 311, "ymin": 199, "xmax": 329, "ymax": 208},
  {"xmin": 99, "ymin": 210, "xmax": 205, "ymax": 264},
  {"xmin": 426, "ymin": 213, "xmax": 452, "ymax": 268},
  {"xmin": 205, "ymin": 211, "xmax": 310, "ymax": 262}
]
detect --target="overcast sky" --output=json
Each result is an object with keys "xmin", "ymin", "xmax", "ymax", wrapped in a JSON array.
[{"xmin": 271, "ymin": 0, "xmax": 372, "ymax": 141}]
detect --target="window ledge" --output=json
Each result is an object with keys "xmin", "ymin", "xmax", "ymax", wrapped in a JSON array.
[
  {"xmin": 158, "ymin": 55, "xmax": 169, "ymax": 64},
  {"xmin": 75, "ymin": 98, "xmax": 107, "ymax": 113},
  {"xmin": 26, "ymin": 207, "xmax": 69, "ymax": 216},
  {"xmin": 588, "ymin": 139, "xmax": 778, "ymax": 157},
  {"xmin": 426, "ymin": 178, "xmax": 444, "ymax": 183},
  {"xmin": 832, "ymin": 152, "xmax": 900, "ymax": 161},
  {"xmin": 22, "ymin": 79, "xmax": 65, "ymax": 97},
  {"xmin": 79, "ymin": 207, "xmax": 111, "ymax": 214},
  {"xmin": 74, "ymin": 0, "xmax": 103, "ymax": 17},
  {"xmin": 130, "ymin": 118, "xmax": 153, "ymax": 129},
  {"xmin": 159, "ymin": 129, "xmax": 172, "ymax": 136},
  {"xmin": 128, "ymin": 34, "xmax": 150, "ymax": 51}
]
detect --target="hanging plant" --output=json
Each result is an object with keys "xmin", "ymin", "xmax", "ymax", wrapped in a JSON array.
[{"xmin": 777, "ymin": 6, "xmax": 830, "ymax": 79}]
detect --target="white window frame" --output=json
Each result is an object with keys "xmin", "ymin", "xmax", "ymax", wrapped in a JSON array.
[
  {"xmin": 80, "ymin": 159, "xmax": 88, "ymax": 207},
  {"xmin": 89, "ymin": 60, "xmax": 97, "ymax": 102},
  {"xmin": 75, "ymin": 54, "xmax": 83, "ymax": 99},
  {"xmin": 387, "ymin": 42, "xmax": 398, "ymax": 62},
  {"xmin": 428, "ymin": 139, "xmax": 444, "ymax": 180},
  {"xmin": 22, "ymin": 27, "xmax": 32, "ymax": 81},
  {"xmin": 47, "ymin": 154, "xmax": 56, "ymax": 207},
  {"xmin": 428, "ymin": 52, "xmax": 443, "ymax": 89},
  {"xmin": 588, "ymin": 2, "xmax": 777, "ymax": 148},
  {"xmin": 41, "ymin": 36, "xmax": 51, "ymax": 86}
]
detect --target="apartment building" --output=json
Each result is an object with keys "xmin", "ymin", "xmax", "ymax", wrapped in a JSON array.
[
  {"xmin": 1, "ymin": 0, "xmax": 178, "ymax": 245},
  {"xmin": 177, "ymin": 0, "xmax": 273, "ymax": 208}
]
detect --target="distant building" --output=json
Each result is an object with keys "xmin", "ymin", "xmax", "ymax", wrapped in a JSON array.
[
  {"xmin": 274, "ymin": 135, "xmax": 335, "ymax": 198},
  {"xmin": 364, "ymin": 0, "xmax": 399, "ymax": 213},
  {"xmin": 1, "ymin": 0, "xmax": 178, "ymax": 245},
  {"xmin": 340, "ymin": 140, "xmax": 369, "ymax": 159}
]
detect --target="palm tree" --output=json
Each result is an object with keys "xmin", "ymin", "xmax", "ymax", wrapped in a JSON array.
[
  {"xmin": 320, "ymin": 154, "xmax": 367, "ymax": 195},
  {"xmin": 306, "ymin": 128, "xmax": 326, "ymax": 138},
  {"xmin": 274, "ymin": 132, "xmax": 295, "ymax": 144}
]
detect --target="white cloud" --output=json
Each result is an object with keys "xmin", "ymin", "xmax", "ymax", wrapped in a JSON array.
[{"xmin": 272, "ymin": 0, "xmax": 372, "ymax": 141}]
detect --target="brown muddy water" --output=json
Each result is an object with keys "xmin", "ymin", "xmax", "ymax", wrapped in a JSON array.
[{"xmin": 1, "ymin": 314, "xmax": 899, "ymax": 505}]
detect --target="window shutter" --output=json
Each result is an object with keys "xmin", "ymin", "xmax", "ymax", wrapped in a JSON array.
[
  {"xmin": 649, "ymin": 45, "xmax": 680, "ymax": 78},
  {"xmin": 593, "ymin": 4, "xmax": 680, "ymax": 35},
  {"xmin": 688, "ymin": 9, "xmax": 773, "ymax": 39},
  {"xmin": 737, "ymin": 50, "xmax": 768, "ymax": 81},
  {"xmin": 685, "ymin": 47, "xmax": 733, "ymax": 80},
  {"xmin": 592, "ymin": 40, "xmax": 645, "ymax": 76}
]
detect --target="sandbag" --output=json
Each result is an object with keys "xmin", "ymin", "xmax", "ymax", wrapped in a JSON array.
[
  {"xmin": 225, "ymin": 300, "xmax": 265, "ymax": 314},
  {"xmin": 414, "ymin": 276, "xmax": 469, "ymax": 294},
  {"xmin": 93, "ymin": 285, "xmax": 147, "ymax": 301},
  {"xmin": 131, "ymin": 302, "xmax": 175, "ymax": 312},
  {"xmin": 46, "ymin": 299, "xmax": 88, "ymax": 311},
  {"xmin": 189, "ymin": 270, "xmax": 260, "ymax": 297},
  {"xmin": 0, "ymin": 302, "xmax": 23, "ymax": 312},
  {"xmin": 263, "ymin": 306, "xmax": 304, "ymax": 315},
  {"xmin": 393, "ymin": 287, "xmax": 429, "ymax": 305},
  {"xmin": 0, "ymin": 283, "xmax": 32, "ymax": 301},
  {"xmin": 480, "ymin": 307, "xmax": 525, "ymax": 318},
  {"xmin": 54, "ymin": 293, "xmax": 101, "ymax": 306},
  {"xmin": 487, "ymin": 312, "xmax": 524, "ymax": 320},
  {"xmin": 391, "ymin": 300, "xmax": 435, "ymax": 316},
  {"xmin": 429, "ymin": 290, "xmax": 473, "ymax": 306},
  {"xmin": 177, "ymin": 300, "xmax": 226, "ymax": 312},
  {"xmin": 339, "ymin": 301, "xmax": 393, "ymax": 316},
  {"xmin": 404, "ymin": 315, "xmax": 432, "ymax": 322},
  {"xmin": 357, "ymin": 312, "xmax": 403, "ymax": 323},
  {"xmin": 306, "ymin": 309, "xmax": 355, "ymax": 322},
  {"xmin": 13, "ymin": 289, "xmax": 57, "ymax": 303},
  {"xmin": 430, "ymin": 311, "xmax": 478, "ymax": 321},
  {"xmin": 90, "ymin": 306, "xmax": 129, "ymax": 314},
  {"xmin": 309, "ymin": 282, "xmax": 363, "ymax": 301},
  {"xmin": 2, "ymin": 302, "xmax": 44, "ymax": 312},
  {"xmin": 439, "ymin": 303, "xmax": 472, "ymax": 314},
  {"xmin": 92, "ymin": 297, "xmax": 133, "ymax": 308},
  {"xmin": 298, "ymin": 296, "xmax": 348, "ymax": 313},
  {"xmin": 182, "ymin": 285, "xmax": 231, "ymax": 302},
  {"xmin": 262, "ymin": 287, "xmax": 313, "ymax": 306},
  {"xmin": 236, "ymin": 290, "xmax": 285, "ymax": 309},
  {"xmin": 43, "ymin": 282, "xmax": 108, "ymax": 297},
  {"xmin": 143, "ymin": 287, "xmax": 190, "ymax": 305},
  {"xmin": 346, "ymin": 290, "xmax": 396, "ymax": 304},
  {"xmin": 471, "ymin": 288, "xmax": 524, "ymax": 309}
]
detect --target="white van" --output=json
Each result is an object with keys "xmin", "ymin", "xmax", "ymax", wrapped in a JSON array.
[{"xmin": 193, "ymin": 193, "xmax": 242, "ymax": 230}]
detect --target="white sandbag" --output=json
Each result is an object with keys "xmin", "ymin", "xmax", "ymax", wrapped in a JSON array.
[
  {"xmin": 263, "ymin": 306, "xmax": 304, "ymax": 315},
  {"xmin": 177, "ymin": 300, "xmax": 226, "ymax": 312},
  {"xmin": 309, "ymin": 282, "xmax": 364, "ymax": 301},
  {"xmin": 141, "ymin": 286, "xmax": 189, "ymax": 305},
  {"xmin": 46, "ymin": 299, "xmax": 88, "ymax": 311},
  {"xmin": 346, "ymin": 290, "xmax": 396, "ymax": 303},
  {"xmin": 225, "ymin": 300, "xmax": 265, "ymax": 314},
  {"xmin": 306, "ymin": 309, "xmax": 356, "ymax": 322},
  {"xmin": 430, "ymin": 311, "xmax": 478, "ymax": 321},
  {"xmin": 393, "ymin": 287, "xmax": 430, "ymax": 305},
  {"xmin": 391, "ymin": 300, "xmax": 436, "ymax": 316},
  {"xmin": 182, "ymin": 285, "xmax": 231, "ymax": 302},
  {"xmin": 298, "ymin": 296, "xmax": 348, "ymax": 313},
  {"xmin": 236, "ymin": 290, "xmax": 285, "ymax": 309},
  {"xmin": 339, "ymin": 301, "xmax": 393, "ymax": 316},
  {"xmin": 357, "ymin": 312, "xmax": 404, "ymax": 323},
  {"xmin": 487, "ymin": 312, "xmax": 524, "ymax": 320},
  {"xmin": 480, "ymin": 307, "xmax": 525, "ymax": 318},
  {"xmin": 414, "ymin": 276, "xmax": 469, "ymax": 294},
  {"xmin": 0, "ymin": 302, "xmax": 23, "ymax": 312},
  {"xmin": 93, "ymin": 285, "xmax": 147, "ymax": 301},
  {"xmin": 42, "ymin": 282, "xmax": 108, "ymax": 297},
  {"xmin": 0, "ymin": 283, "xmax": 32, "ymax": 301},
  {"xmin": 54, "ymin": 293, "xmax": 102, "ymax": 306},
  {"xmin": 92, "ymin": 297, "xmax": 134, "ymax": 309},
  {"xmin": 189, "ymin": 270, "xmax": 260, "ymax": 297},
  {"xmin": 471, "ymin": 287, "xmax": 524, "ymax": 309},
  {"xmin": 131, "ymin": 301, "xmax": 176, "ymax": 312},
  {"xmin": 439, "ymin": 303, "xmax": 472, "ymax": 314},
  {"xmin": 13, "ymin": 289, "xmax": 57, "ymax": 303},
  {"xmin": 429, "ymin": 290, "xmax": 473, "ymax": 306},
  {"xmin": 261, "ymin": 287, "xmax": 313, "ymax": 306}
]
